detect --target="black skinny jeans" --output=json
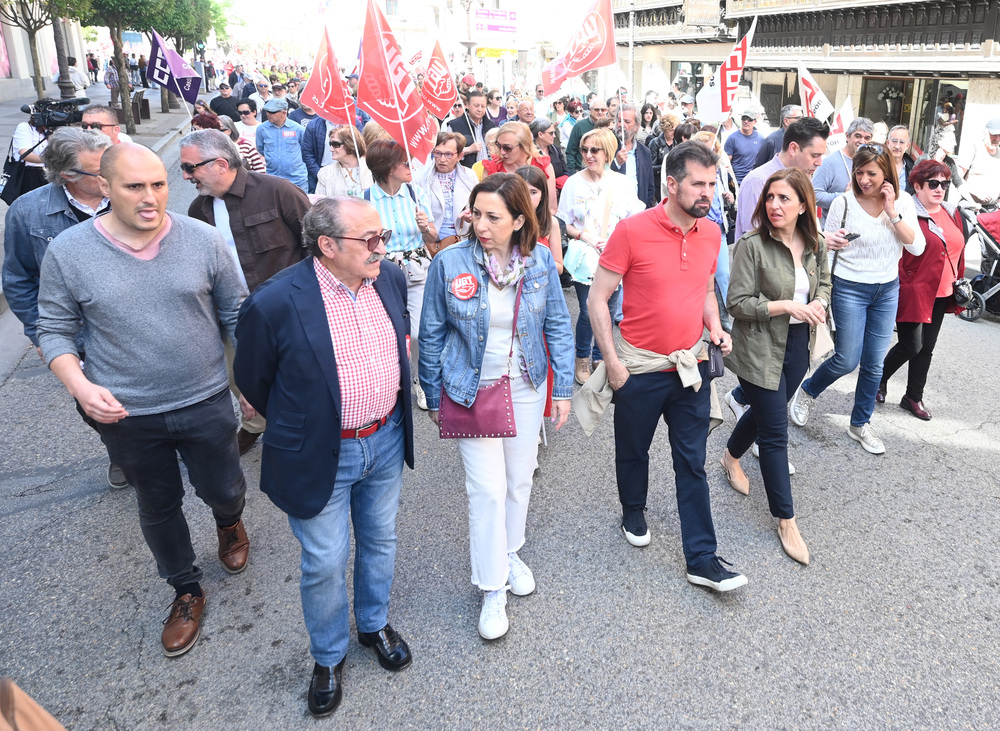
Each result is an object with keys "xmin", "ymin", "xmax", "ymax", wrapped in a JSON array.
[
  {"xmin": 881, "ymin": 296, "xmax": 950, "ymax": 402},
  {"xmin": 726, "ymin": 323, "xmax": 810, "ymax": 520}
]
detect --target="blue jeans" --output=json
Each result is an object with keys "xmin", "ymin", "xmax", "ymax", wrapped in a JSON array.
[
  {"xmin": 575, "ymin": 282, "xmax": 621, "ymax": 360},
  {"xmin": 801, "ymin": 276, "xmax": 899, "ymax": 427},
  {"xmin": 612, "ymin": 364, "xmax": 718, "ymax": 569},
  {"xmin": 715, "ymin": 240, "xmax": 730, "ymax": 304},
  {"xmin": 287, "ymin": 407, "xmax": 405, "ymax": 667}
]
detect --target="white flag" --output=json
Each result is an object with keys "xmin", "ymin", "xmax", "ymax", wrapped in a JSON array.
[
  {"xmin": 798, "ymin": 65, "xmax": 835, "ymax": 120},
  {"xmin": 825, "ymin": 96, "xmax": 855, "ymax": 155},
  {"xmin": 695, "ymin": 17, "xmax": 757, "ymax": 124}
]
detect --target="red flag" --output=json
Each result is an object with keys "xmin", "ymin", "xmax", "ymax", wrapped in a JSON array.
[
  {"xmin": 358, "ymin": 0, "xmax": 436, "ymax": 164},
  {"xmin": 541, "ymin": 0, "xmax": 616, "ymax": 96},
  {"xmin": 300, "ymin": 29, "xmax": 357, "ymax": 126},
  {"xmin": 419, "ymin": 41, "xmax": 457, "ymax": 120}
]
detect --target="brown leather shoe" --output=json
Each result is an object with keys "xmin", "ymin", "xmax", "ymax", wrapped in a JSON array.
[
  {"xmin": 162, "ymin": 594, "xmax": 205, "ymax": 657},
  {"xmin": 900, "ymin": 395, "xmax": 931, "ymax": 421},
  {"xmin": 217, "ymin": 519, "xmax": 250, "ymax": 574},
  {"xmin": 237, "ymin": 428, "xmax": 261, "ymax": 455}
]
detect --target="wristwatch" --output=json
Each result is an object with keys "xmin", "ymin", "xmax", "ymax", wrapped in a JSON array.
[{"xmin": 888, "ymin": 213, "xmax": 902, "ymax": 224}]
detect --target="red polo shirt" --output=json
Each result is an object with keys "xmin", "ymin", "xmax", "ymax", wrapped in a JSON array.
[{"xmin": 599, "ymin": 201, "xmax": 720, "ymax": 356}]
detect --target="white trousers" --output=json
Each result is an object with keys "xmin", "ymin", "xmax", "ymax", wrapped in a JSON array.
[
  {"xmin": 457, "ymin": 376, "xmax": 546, "ymax": 590},
  {"xmin": 407, "ymin": 278, "xmax": 425, "ymax": 383}
]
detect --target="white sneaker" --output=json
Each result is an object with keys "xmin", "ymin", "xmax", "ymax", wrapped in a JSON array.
[
  {"xmin": 414, "ymin": 382, "xmax": 428, "ymax": 411},
  {"xmin": 507, "ymin": 552, "xmax": 536, "ymax": 596},
  {"xmin": 789, "ymin": 386, "xmax": 815, "ymax": 427},
  {"xmin": 725, "ymin": 389, "xmax": 748, "ymax": 422},
  {"xmin": 751, "ymin": 442, "xmax": 796, "ymax": 475},
  {"xmin": 847, "ymin": 423, "xmax": 885, "ymax": 455},
  {"xmin": 478, "ymin": 588, "xmax": 509, "ymax": 640}
]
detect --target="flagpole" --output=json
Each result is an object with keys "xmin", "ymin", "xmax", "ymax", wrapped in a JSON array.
[{"xmin": 172, "ymin": 75, "xmax": 194, "ymax": 123}]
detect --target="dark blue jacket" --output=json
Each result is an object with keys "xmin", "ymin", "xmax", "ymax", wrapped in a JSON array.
[
  {"xmin": 234, "ymin": 258, "xmax": 414, "ymax": 520},
  {"xmin": 611, "ymin": 142, "xmax": 657, "ymax": 209}
]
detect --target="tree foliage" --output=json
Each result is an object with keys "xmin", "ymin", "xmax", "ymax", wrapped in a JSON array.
[{"xmin": 0, "ymin": 0, "xmax": 92, "ymax": 98}]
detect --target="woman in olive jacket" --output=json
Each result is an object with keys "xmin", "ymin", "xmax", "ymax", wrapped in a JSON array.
[{"xmin": 721, "ymin": 169, "xmax": 832, "ymax": 566}]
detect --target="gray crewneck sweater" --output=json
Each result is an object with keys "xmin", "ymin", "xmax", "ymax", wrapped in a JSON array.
[{"xmin": 37, "ymin": 214, "xmax": 248, "ymax": 416}]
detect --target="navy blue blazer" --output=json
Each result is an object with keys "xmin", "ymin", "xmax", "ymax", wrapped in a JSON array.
[
  {"xmin": 234, "ymin": 257, "xmax": 414, "ymax": 520},
  {"xmin": 611, "ymin": 142, "xmax": 657, "ymax": 209}
]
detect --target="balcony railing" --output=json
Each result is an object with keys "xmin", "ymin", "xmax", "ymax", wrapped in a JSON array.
[
  {"xmin": 612, "ymin": 0, "xmax": 683, "ymax": 12},
  {"xmin": 726, "ymin": 0, "xmax": 908, "ymax": 18},
  {"xmin": 613, "ymin": 23, "xmax": 729, "ymax": 42}
]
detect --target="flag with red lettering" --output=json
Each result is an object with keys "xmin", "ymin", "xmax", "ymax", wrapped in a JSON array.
[
  {"xmin": 357, "ymin": 0, "xmax": 435, "ymax": 163},
  {"xmin": 540, "ymin": 0, "xmax": 616, "ymax": 96},
  {"xmin": 300, "ymin": 28, "xmax": 356, "ymax": 126},
  {"xmin": 825, "ymin": 96, "xmax": 855, "ymax": 154},
  {"xmin": 798, "ymin": 64, "xmax": 835, "ymax": 120},
  {"xmin": 694, "ymin": 17, "xmax": 758, "ymax": 124},
  {"xmin": 419, "ymin": 41, "xmax": 457, "ymax": 120}
]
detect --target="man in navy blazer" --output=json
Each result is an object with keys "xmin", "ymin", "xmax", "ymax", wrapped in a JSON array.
[
  {"xmin": 234, "ymin": 197, "xmax": 414, "ymax": 718},
  {"xmin": 611, "ymin": 104, "xmax": 657, "ymax": 209}
]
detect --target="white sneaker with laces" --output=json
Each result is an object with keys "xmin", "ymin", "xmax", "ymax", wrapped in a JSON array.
[
  {"xmin": 725, "ymin": 389, "xmax": 748, "ymax": 422},
  {"xmin": 414, "ymin": 382, "xmax": 428, "ymax": 411},
  {"xmin": 848, "ymin": 423, "xmax": 886, "ymax": 454},
  {"xmin": 507, "ymin": 552, "xmax": 536, "ymax": 596},
  {"xmin": 751, "ymin": 442, "xmax": 796, "ymax": 475},
  {"xmin": 789, "ymin": 386, "xmax": 815, "ymax": 427},
  {"xmin": 478, "ymin": 588, "xmax": 509, "ymax": 640}
]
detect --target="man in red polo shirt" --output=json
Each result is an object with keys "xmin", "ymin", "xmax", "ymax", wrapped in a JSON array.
[{"xmin": 589, "ymin": 141, "xmax": 747, "ymax": 593}]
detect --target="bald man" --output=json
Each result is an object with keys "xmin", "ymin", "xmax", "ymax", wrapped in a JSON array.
[
  {"xmin": 36, "ymin": 144, "xmax": 251, "ymax": 659},
  {"xmin": 517, "ymin": 99, "xmax": 536, "ymax": 125}
]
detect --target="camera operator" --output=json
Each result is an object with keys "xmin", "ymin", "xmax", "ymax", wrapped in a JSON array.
[{"xmin": 11, "ymin": 111, "xmax": 50, "ymax": 195}]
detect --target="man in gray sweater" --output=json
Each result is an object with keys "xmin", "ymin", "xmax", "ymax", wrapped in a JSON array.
[{"xmin": 36, "ymin": 144, "xmax": 251, "ymax": 658}]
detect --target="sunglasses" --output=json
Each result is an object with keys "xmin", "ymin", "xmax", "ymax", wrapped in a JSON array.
[
  {"xmin": 339, "ymin": 230, "xmax": 392, "ymax": 252},
  {"xmin": 498, "ymin": 143, "xmax": 518, "ymax": 153},
  {"xmin": 581, "ymin": 146, "xmax": 603, "ymax": 156},
  {"xmin": 741, "ymin": 116, "xmax": 754, "ymax": 122},
  {"xmin": 329, "ymin": 140, "xmax": 344, "ymax": 148},
  {"xmin": 923, "ymin": 179, "xmax": 950, "ymax": 190},
  {"xmin": 179, "ymin": 158, "xmax": 217, "ymax": 174},
  {"xmin": 858, "ymin": 143, "xmax": 886, "ymax": 154},
  {"xmin": 238, "ymin": 109, "xmax": 254, "ymax": 115},
  {"xmin": 453, "ymin": 103, "xmax": 463, "ymax": 108},
  {"xmin": 80, "ymin": 122, "xmax": 112, "ymax": 130}
]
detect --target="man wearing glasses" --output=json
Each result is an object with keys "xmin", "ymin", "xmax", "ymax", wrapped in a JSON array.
[
  {"xmin": 565, "ymin": 98, "xmax": 608, "ymax": 174},
  {"xmin": 723, "ymin": 109, "xmax": 764, "ymax": 184},
  {"xmin": 886, "ymin": 125, "xmax": 915, "ymax": 194},
  {"xmin": 255, "ymin": 97, "xmax": 308, "ymax": 192},
  {"xmin": 447, "ymin": 90, "xmax": 495, "ymax": 167},
  {"xmin": 81, "ymin": 104, "xmax": 131, "ymax": 145},
  {"xmin": 181, "ymin": 130, "xmax": 310, "ymax": 454},
  {"xmin": 753, "ymin": 104, "xmax": 802, "ymax": 169},
  {"xmin": 234, "ymin": 197, "xmax": 414, "ymax": 718}
]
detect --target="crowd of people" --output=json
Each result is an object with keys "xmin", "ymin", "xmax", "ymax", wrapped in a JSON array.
[{"xmin": 2, "ymin": 68, "xmax": 998, "ymax": 720}]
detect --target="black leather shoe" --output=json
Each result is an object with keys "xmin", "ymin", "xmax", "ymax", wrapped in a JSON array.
[
  {"xmin": 357, "ymin": 624, "xmax": 412, "ymax": 671},
  {"xmin": 308, "ymin": 659, "xmax": 344, "ymax": 717}
]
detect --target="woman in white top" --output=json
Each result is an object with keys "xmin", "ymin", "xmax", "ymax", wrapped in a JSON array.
[
  {"xmin": 315, "ymin": 125, "xmax": 373, "ymax": 198},
  {"xmin": 790, "ymin": 144, "xmax": 925, "ymax": 455},
  {"xmin": 557, "ymin": 127, "xmax": 645, "ymax": 385},
  {"xmin": 11, "ymin": 118, "xmax": 49, "ymax": 196}
]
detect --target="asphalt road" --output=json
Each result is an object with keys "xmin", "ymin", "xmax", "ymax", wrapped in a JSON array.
[{"xmin": 1, "ymin": 141, "xmax": 999, "ymax": 729}]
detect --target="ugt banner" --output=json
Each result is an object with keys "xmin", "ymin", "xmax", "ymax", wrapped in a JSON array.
[
  {"xmin": 419, "ymin": 41, "xmax": 457, "ymax": 120},
  {"xmin": 148, "ymin": 29, "xmax": 201, "ymax": 105},
  {"xmin": 300, "ymin": 28, "xmax": 357, "ymax": 126},
  {"xmin": 540, "ymin": 0, "xmax": 616, "ymax": 97},
  {"xmin": 694, "ymin": 17, "xmax": 758, "ymax": 124},
  {"xmin": 357, "ymin": 0, "xmax": 435, "ymax": 164}
]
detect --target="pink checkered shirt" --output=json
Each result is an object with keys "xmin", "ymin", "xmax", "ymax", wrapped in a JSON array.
[{"xmin": 313, "ymin": 259, "xmax": 400, "ymax": 430}]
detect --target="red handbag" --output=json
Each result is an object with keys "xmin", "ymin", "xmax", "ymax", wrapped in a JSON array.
[{"xmin": 438, "ymin": 280, "xmax": 523, "ymax": 439}]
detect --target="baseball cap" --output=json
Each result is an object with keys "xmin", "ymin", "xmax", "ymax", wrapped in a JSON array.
[
  {"xmin": 986, "ymin": 118, "xmax": 1000, "ymax": 134},
  {"xmin": 741, "ymin": 110, "xmax": 759, "ymax": 121},
  {"xmin": 218, "ymin": 82, "xmax": 230, "ymax": 89},
  {"xmin": 681, "ymin": 95, "xmax": 695, "ymax": 105},
  {"xmin": 347, "ymin": 73, "xmax": 359, "ymax": 80},
  {"xmin": 263, "ymin": 98, "xmax": 288, "ymax": 112},
  {"xmin": 462, "ymin": 74, "xmax": 475, "ymax": 86}
]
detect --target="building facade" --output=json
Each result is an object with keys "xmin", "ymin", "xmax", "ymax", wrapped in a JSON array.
[{"xmin": 0, "ymin": 19, "xmax": 88, "ymax": 102}]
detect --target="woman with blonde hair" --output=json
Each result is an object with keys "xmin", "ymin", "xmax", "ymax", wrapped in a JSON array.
[
  {"xmin": 315, "ymin": 125, "xmax": 373, "ymax": 198},
  {"xmin": 474, "ymin": 121, "xmax": 557, "ymax": 214}
]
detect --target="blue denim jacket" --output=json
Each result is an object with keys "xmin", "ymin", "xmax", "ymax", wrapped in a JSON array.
[{"xmin": 418, "ymin": 239, "xmax": 574, "ymax": 410}]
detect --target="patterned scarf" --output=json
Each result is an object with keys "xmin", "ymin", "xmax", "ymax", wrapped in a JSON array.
[{"xmin": 485, "ymin": 248, "xmax": 526, "ymax": 288}]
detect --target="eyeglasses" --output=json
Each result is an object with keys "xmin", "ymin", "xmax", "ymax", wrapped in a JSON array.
[
  {"xmin": 858, "ymin": 143, "xmax": 887, "ymax": 154},
  {"xmin": 338, "ymin": 230, "xmax": 392, "ymax": 252},
  {"xmin": 581, "ymin": 146, "xmax": 603, "ymax": 156},
  {"xmin": 498, "ymin": 143, "xmax": 518, "ymax": 153},
  {"xmin": 434, "ymin": 151, "xmax": 456, "ymax": 159},
  {"xmin": 329, "ymin": 140, "xmax": 344, "ymax": 148},
  {"xmin": 741, "ymin": 116, "xmax": 754, "ymax": 122},
  {"xmin": 71, "ymin": 168, "xmax": 100, "ymax": 177},
  {"xmin": 238, "ymin": 109, "xmax": 254, "ymax": 116},
  {"xmin": 923, "ymin": 179, "xmax": 950, "ymax": 190},
  {"xmin": 179, "ymin": 158, "xmax": 217, "ymax": 174},
  {"xmin": 80, "ymin": 122, "xmax": 112, "ymax": 130}
]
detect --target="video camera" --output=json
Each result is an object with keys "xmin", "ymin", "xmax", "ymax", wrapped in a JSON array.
[{"xmin": 19, "ymin": 97, "xmax": 91, "ymax": 131}]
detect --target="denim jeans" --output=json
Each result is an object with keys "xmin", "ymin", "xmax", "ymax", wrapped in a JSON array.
[
  {"xmin": 96, "ymin": 388, "xmax": 246, "ymax": 588},
  {"xmin": 575, "ymin": 282, "xmax": 621, "ymax": 360},
  {"xmin": 801, "ymin": 275, "xmax": 899, "ymax": 427},
  {"xmin": 287, "ymin": 407, "xmax": 404, "ymax": 667},
  {"xmin": 612, "ymin": 364, "xmax": 719, "ymax": 569},
  {"xmin": 727, "ymin": 323, "xmax": 810, "ymax": 520}
]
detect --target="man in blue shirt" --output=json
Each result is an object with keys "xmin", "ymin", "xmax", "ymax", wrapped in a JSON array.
[
  {"xmin": 723, "ymin": 110, "xmax": 764, "ymax": 184},
  {"xmin": 256, "ymin": 98, "xmax": 308, "ymax": 192}
]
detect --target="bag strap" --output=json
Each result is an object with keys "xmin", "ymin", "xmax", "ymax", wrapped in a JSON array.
[{"xmin": 505, "ymin": 279, "xmax": 525, "ymax": 372}]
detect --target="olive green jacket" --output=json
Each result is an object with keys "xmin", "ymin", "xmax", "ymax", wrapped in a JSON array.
[{"xmin": 725, "ymin": 230, "xmax": 832, "ymax": 391}]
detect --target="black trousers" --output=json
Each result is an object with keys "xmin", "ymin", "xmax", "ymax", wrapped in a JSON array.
[{"xmin": 881, "ymin": 296, "xmax": 949, "ymax": 402}]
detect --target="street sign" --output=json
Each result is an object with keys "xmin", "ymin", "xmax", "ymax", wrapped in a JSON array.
[
  {"xmin": 476, "ymin": 48, "xmax": 517, "ymax": 59},
  {"xmin": 472, "ymin": 8, "xmax": 517, "ymax": 42}
]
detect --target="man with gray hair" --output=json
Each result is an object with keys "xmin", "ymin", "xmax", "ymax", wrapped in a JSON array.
[
  {"xmin": 1, "ymin": 127, "xmax": 126, "ymax": 487},
  {"xmin": 234, "ymin": 196, "xmax": 414, "ymax": 718},
  {"xmin": 812, "ymin": 116, "xmax": 874, "ymax": 222},
  {"xmin": 611, "ymin": 103, "xmax": 656, "ymax": 208},
  {"xmin": 754, "ymin": 104, "xmax": 803, "ymax": 168},
  {"xmin": 181, "ymin": 129, "xmax": 310, "ymax": 453},
  {"xmin": 886, "ymin": 124, "xmax": 915, "ymax": 194}
]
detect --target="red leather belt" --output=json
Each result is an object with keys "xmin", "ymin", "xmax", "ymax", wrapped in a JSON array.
[{"xmin": 341, "ymin": 413, "xmax": 390, "ymax": 440}]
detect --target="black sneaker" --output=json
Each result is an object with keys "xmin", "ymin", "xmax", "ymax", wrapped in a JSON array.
[
  {"xmin": 686, "ymin": 556, "xmax": 748, "ymax": 592},
  {"xmin": 621, "ymin": 506, "xmax": 650, "ymax": 547},
  {"xmin": 107, "ymin": 462, "xmax": 129, "ymax": 489}
]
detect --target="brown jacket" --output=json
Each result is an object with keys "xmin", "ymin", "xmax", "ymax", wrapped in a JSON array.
[{"xmin": 188, "ymin": 167, "xmax": 310, "ymax": 292}]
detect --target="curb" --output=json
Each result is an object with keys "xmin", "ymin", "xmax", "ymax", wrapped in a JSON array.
[{"xmin": 150, "ymin": 115, "xmax": 191, "ymax": 155}]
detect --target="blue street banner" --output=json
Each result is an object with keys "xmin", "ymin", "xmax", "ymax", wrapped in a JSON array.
[{"xmin": 148, "ymin": 29, "xmax": 201, "ymax": 105}]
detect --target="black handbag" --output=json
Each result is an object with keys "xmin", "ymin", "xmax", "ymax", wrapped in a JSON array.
[{"xmin": 0, "ymin": 138, "xmax": 45, "ymax": 206}]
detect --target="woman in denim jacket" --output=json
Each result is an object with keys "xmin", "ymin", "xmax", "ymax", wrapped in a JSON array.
[{"xmin": 419, "ymin": 174, "xmax": 574, "ymax": 641}]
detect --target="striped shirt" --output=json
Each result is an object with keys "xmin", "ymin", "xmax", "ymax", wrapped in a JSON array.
[
  {"xmin": 366, "ymin": 182, "xmax": 431, "ymax": 254},
  {"xmin": 313, "ymin": 258, "xmax": 400, "ymax": 430}
]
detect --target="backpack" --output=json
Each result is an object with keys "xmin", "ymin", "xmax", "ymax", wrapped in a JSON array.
[{"xmin": 363, "ymin": 183, "xmax": 417, "ymax": 204}]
